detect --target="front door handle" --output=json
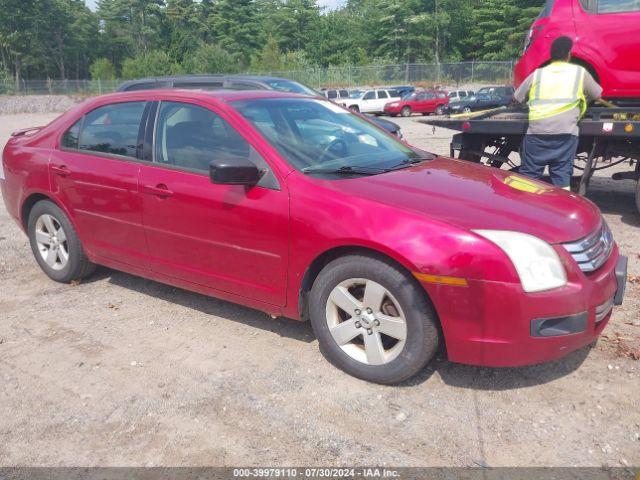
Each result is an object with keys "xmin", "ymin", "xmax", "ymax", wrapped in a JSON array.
[
  {"xmin": 142, "ymin": 184, "xmax": 174, "ymax": 198},
  {"xmin": 51, "ymin": 165, "xmax": 71, "ymax": 177}
]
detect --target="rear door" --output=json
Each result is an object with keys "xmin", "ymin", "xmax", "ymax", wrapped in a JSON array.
[
  {"xmin": 574, "ymin": 0, "xmax": 640, "ymax": 96},
  {"xmin": 50, "ymin": 101, "xmax": 149, "ymax": 268},
  {"xmin": 138, "ymin": 100, "xmax": 289, "ymax": 306}
]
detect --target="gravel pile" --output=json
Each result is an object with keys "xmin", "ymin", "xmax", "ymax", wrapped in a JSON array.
[{"xmin": 0, "ymin": 95, "xmax": 80, "ymax": 115}]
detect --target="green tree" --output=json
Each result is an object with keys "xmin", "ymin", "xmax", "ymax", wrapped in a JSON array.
[
  {"xmin": 121, "ymin": 50, "xmax": 182, "ymax": 79},
  {"xmin": 90, "ymin": 58, "xmax": 117, "ymax": 80},
  {"xmin": 182, "ymin": 43, "xmax": 241, "ymax": 74},
  {"xmin": 210, "ymin": 0, "xmax": 261, "ymax": 64}
]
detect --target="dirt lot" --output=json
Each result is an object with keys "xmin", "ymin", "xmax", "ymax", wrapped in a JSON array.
[{"xmin": 0, "ymin": 112, "xmax": 639, "ymax": 468}]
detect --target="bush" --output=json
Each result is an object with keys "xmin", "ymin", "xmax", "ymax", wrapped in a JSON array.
[
  {"xmin": 90, "ymin": 58, "xmax": 116, "ymax": 80},
  {"xmin": 0, "ymin": 67, "xmax": 15, "ymax": 94},
  {"xmin": 182, "ymin": 44, "xmax": 242, "ymax": 75},
  {"xmin": 121, "ymin": 51, "xmax": 182, "ymax": 80}
]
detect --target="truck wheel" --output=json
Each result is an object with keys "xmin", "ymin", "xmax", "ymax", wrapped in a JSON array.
[
  {"xmin": 401, "ymin": 106, "xmax": 411, "ymax": 117},
  {"xmin": 349, "ymin": 105, "xmax": 359, "ymax": 113},
  {"xmin": 435, "ymin": 105, "xmax": 445, "ymax": 115},
  {"xmin": 308, "ymin": 255, "xmax": 439, "ymax": 384},
  {"xmin": 27, "ymin": 200, "xmax": 96, "ymax": 283}
]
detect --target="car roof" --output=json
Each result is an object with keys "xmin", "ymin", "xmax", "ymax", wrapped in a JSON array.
[{"xmin": 81, "ymin": 89, "xmax": 312, "ymax": 111}]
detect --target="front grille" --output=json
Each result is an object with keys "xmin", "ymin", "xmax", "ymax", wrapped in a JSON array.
[{"xmin": 562, "ymin": 221, "xmax": 614, "ymax": 273}]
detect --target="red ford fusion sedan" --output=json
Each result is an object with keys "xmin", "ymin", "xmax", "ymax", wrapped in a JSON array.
[{"xmin": 1, "ymin": 90, "xmax": 628, "ymax": 384}]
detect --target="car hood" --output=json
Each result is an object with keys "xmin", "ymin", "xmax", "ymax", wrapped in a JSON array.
[{"xmin": 334, "ymin": 157, "xmax": 601, "ymax": 244}]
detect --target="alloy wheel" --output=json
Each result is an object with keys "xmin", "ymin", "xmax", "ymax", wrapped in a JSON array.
[
  {"xmin": 34, "ymin": 214, "xmax": 69, "ymax": 271},
  {"xmin": 325, "ymin": 278, "xmax": 407, "ymax": 366}
]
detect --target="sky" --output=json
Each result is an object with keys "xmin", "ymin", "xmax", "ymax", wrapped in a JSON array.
[{"xmin": 84, "ymin": 0, "xmax": 345, "ymax": 11}]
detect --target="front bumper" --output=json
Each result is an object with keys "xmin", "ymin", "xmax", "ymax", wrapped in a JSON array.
[
  {"xmin": 422, "ymin": 247, "xmax": 627, "ymax": 367},
  {"xmin": 384, "ymin": 106, "xmax": 402, "ymax": 114}
]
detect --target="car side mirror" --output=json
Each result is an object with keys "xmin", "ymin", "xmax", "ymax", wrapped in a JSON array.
[{"xmin": 209, "ymin": 159, "xmax": 264, "ymax": 186}]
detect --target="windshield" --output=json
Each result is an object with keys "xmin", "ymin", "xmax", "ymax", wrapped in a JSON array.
[
  {"xmin": 266, "ymin": 80, "xmax": 318, "ymax": 96},
  {"xmin": 233, "ymin": 98, "xmax": 429, "ymax": 176}
]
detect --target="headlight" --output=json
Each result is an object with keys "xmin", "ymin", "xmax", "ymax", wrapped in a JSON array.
[{"xmin": 473, "ymin": 230, "xmax": 567, "ymax": 293}]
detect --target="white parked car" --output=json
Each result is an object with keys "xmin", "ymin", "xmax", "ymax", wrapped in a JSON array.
[
  {"xmin": 324, "ymin": 89, "xmax": 351, "ymax": 101},
  {"xmin": 341, "ymin": 89, "xmax": 397, "ymax": 114},
  {"xmin": 448, "ymin": 90, "xmax": 475, "ymax": 102}
]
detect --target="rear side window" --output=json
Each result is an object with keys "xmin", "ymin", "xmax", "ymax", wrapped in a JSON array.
[
  {"xmin": 339, "ymin": 90, "xmax": 349, "ymax": 98},
  {"xmin": 327, "ymin": 90, "xmax": 338, "ymax": 99},
  {"xmin": 78, "ymin": 102, "xmax": 146, "ymax": 158},
  {"xmin": 377, "ymin": 91, "xmax": 389, "ymax": 99},
  {"xmin": 363, "ymin": 91, "xmax": 375, "ymax": 100},
  {"xmin": 154, "ymin": 102, "xmax": 257, "ymax": 174},
  {"xmin": 579, "ymin": 0, "xmax": 597, "ymax": 12},
  {"xmin": 61, "ymin": 119, "xmax": 82, "ymax": 149},
  {"xmin": 597, "ymin": 0, "xmax": 640, "ymax": 13}
]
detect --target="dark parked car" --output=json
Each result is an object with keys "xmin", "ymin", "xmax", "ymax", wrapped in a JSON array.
[
  {"xmin": 476, "ymin": 86, "xmax": 515, "ymax": 103},
  {"xmin": 391, "ymin": 85, "xmax": 416, "ymax": 98},
  {"xmin": 445, "ymin": 93, "xmax": 510, "ymax": 114},
  {"xmin": 118, "ymin": 75, "xmax": 403, "ymax": 138},
  {"xmin": 118, "ymin": 74, "xmax": 320, "ymax": 96}
]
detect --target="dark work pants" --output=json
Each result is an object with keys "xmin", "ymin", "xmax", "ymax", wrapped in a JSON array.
[{"xmin": 520, "ymin": 134, "xmax": 578, "ymax": 188}]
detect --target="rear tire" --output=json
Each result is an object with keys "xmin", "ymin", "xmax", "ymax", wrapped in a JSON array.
[
  {"xmin": 27, "ymin": 200, "xmax": 96, "ymax": 283},
  {"xmin": 401, "ymin": 106, "xmax": 411, "ymax": 117},
  {"xmin": 309, "ymin": 255, "xmax": 439, "ymax": 384},
  {"xmin": 435, "ymin": 105, "xmax": 445, "ymax": 115},
  {"xmin": 349, "ymin": 105, "xmax": 359, "ymax": 113}
]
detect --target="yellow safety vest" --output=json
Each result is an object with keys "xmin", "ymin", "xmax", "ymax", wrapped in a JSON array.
[{"xmin": 528, "ymin": 62, "xmax": 587, "ymax": 121}]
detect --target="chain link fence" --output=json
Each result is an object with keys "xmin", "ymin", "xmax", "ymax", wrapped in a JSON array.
[
  {"xmin": 257, "ymin": 61, "xmax": 516, "ymax": 89},
  {"xmin": 0, "ymin": 61, "xmax": 515, "ymax": 95}
]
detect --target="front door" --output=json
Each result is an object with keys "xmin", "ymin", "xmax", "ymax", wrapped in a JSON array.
[
  {"xmin": 50, "ymin": 101, "xmax": 149, "ymax": 267},
  {"xmin": 139, "ymin": 101, "xmax": 289, "ymax": 306}
]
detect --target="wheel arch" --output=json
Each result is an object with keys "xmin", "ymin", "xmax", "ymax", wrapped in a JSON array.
[
  {"xmin": 20, "ymin": 192, "xmax": 78, "ymax": 236},
  {"xmin": 570, "ymin": 56, "xmax": 601, "ymax": 84},
  {"xmin": 297, "ymin": 245, "xmax": 435, "ymax": 323},
  {"xmin": 21, "ymin": 192, "xmax": 54, "ymax": 231}
]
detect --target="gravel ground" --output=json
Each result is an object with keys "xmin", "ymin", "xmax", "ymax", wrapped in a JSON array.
[
  {"xmin": 0, "ymin": 96, "xmax": 80, "ymax": 115},
  {"xmin": 0, "ymin": 112, "xmax": 639, "ymax": 468}
]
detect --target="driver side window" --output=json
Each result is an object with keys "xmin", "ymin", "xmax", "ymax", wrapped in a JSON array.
[
  {"xmin": 363, "ymin": 91, "xmax": 375, "ymax": 100},
  {"xmin": 155, "ymin": 102, "xmax": 254, "ymax": 174}
]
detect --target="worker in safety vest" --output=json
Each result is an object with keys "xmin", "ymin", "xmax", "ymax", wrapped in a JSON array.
[{"xmin": 514, "ymin": 36, "xmax": 602, "ymax": 190}]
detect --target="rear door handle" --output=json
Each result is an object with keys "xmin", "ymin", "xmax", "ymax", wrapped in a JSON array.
[
  {"xmin": 51, "ymin": 165, "xmax": 71, "ymax": 177},
  {"xmin": 142, "ymin": 184, "xmax": 174, "ymax": 198}
]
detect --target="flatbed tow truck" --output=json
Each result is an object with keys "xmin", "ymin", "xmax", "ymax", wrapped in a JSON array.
[{"xmin": 419, "ymin": 105, "xmax": 640, "ymax": 214}]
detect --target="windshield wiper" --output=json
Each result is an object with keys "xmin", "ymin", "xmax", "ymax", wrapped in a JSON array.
[
  {"xmin": 385, "ymin": 156, "xmax": 434, "ymax": 171},
  {"xmin": 302, "ymin": 165, "xmax": 385, "ymax": 176}
]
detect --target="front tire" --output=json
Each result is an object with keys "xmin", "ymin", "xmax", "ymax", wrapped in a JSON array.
[
  {"xmin": 28, "ymin": 200, "xmax": 96, "ymax": 283},
  {"xmin": 309, "ymin": 255, "xmax": 439, "ymax": 384},
  {"xmin": 401, "ymin": 106, "xmax": 411, "ymax": 117},
  {"xmin": 435, "ymin": 105, "xmax": 445, "ymax": 115},
  {"xmin": 349, "ymin": 105, "xmax": 360, "ymax": 113}
]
